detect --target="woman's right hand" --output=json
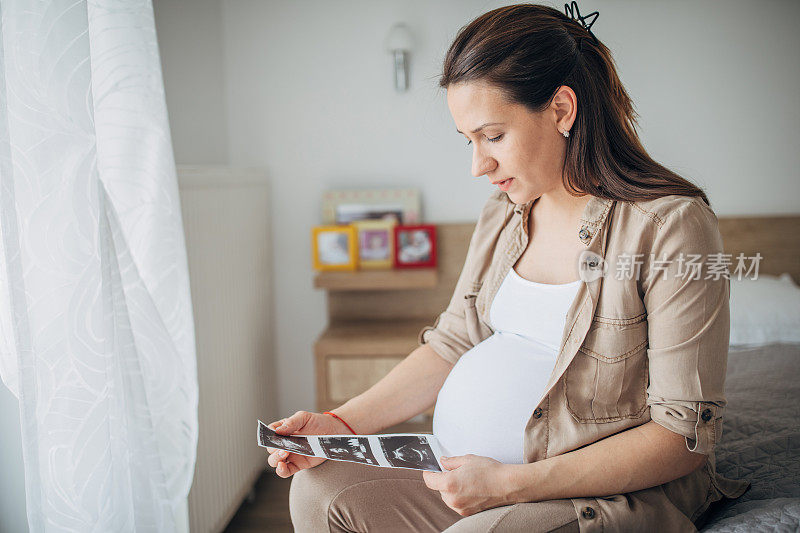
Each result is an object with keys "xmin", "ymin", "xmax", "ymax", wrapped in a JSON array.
[{"xmin": 266, "ymin": 410, "xmax": 354, "ymax": 478}]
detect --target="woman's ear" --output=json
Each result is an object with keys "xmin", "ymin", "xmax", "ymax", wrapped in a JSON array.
[{"xmin": 551, "ymin": 85, "xmax": 577, "ymax": 133}]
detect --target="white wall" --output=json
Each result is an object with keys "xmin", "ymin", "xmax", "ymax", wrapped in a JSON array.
[
  {"xmin": 156, "ymin": 0, "xmax": 800, "ymax": 417},
  {"xmin": 154, "ymin": 0, "xmax": 229, "ymax": 164}
]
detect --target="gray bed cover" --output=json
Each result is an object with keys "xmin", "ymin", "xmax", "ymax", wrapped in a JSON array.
[{"xmin": 699, "ymin": 343, "xmax": 800, "ymax": 532}]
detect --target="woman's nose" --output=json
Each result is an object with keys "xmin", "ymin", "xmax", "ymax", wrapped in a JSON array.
[{"xmin": 471, "ymin": 148, "xmax": 497, "ymax": 178}]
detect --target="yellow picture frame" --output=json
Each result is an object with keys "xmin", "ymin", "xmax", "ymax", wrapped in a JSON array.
[
  {"xmin": 353, "ymin": 219, "xmax": 395, "ymax": 270},
  {"xmin": 311, "ymin": 225, "xmax": 358, "ymax": 271}
]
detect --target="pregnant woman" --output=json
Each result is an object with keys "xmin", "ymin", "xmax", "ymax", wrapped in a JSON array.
[{"xmin": 265, "ymin": 4, "xmax": 749, "ymax": 531}]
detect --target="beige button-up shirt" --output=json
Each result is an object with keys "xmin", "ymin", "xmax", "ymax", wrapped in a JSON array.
[{"xmin": 419, "ymin": 190, "xmax": 750, "ymax": 531}]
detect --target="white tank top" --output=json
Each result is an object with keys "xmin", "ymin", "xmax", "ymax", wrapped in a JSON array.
[{"xmin": 432, "ymin": 267, "xmax": 582, "ymax": 464}]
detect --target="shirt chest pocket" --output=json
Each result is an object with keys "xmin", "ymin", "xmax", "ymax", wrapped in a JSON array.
[{"xmin": 564, "ymin": 315, "xmax": 649, "ymax": 423}]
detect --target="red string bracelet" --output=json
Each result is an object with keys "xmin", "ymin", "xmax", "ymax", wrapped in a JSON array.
[{"xmin": 324, "ymin": 411, "xmax": 357, "ymax": 434}]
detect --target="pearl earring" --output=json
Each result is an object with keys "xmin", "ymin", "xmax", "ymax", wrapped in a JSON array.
[{"xmin": 561, "ymin": 129, "xmax": 570, "ymax": 138}]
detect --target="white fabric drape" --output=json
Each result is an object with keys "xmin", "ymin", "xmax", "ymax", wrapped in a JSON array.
[{"xmin": 0, "ymin": 1, "xmax": 198, "ymax": 531}]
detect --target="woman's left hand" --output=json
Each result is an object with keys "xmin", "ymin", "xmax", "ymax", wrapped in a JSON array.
[{"xmin": 422, "ymin": 454, "xmax": 517, "ymax": 517}]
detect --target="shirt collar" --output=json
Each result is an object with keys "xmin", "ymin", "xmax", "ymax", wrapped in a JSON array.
[{"xmin": 508, "ymin": 193, "xmax": 614, "ymax": 245}]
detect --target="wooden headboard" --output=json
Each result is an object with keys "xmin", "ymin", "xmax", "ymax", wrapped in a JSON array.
[
  {"xmin": 327, "ymin": 215, "xmax": 800, "ymax": 322},
  {"xmin": 717, "ymin": 215, "xmax": 800, "ymax": 284}
]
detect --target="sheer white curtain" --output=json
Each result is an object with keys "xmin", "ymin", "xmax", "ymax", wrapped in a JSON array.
[{"xmin": 0, "ymin": 1, "xmax": 198, "ymax": 531}]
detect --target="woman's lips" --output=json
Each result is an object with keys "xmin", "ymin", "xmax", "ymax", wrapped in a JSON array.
[{"xmin": 497, "ymin": 178, "xmax": 513, "ymax": 191}]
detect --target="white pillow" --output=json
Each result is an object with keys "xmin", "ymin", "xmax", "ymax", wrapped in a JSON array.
[{"xmin": 729, "ymin": 272, "xmax": 800, "ymax": 346}]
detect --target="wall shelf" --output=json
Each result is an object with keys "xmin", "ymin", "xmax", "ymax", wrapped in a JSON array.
[{"xmin": 313, "ymin": 268, "xmax": 437, "ymax": 291}]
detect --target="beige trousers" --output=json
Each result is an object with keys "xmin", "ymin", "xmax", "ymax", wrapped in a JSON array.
[{"xmin": 289, "ymin": 459, "xmax": 579, "ymax": 533}]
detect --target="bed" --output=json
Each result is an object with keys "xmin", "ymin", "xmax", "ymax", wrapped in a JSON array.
[{"xmin": 696, "ymin": 215, "xmax": 800, "ymax": 531}]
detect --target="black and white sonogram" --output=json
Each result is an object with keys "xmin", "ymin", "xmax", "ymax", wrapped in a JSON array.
[
  {"xmin": 257, "ymin": 421, "xmax": 314, "ymax": 456},
  {"xmin": 379, "ymin": 435, "xmax": 441, "ymax": 471},
  {"xmin": 319, "ymin": 436, "xmax": 379, "ymax": 465}
]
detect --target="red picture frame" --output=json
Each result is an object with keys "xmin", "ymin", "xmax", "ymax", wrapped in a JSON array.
[{"xmin": 393, "ymin": 224, "xmax": 437, "ymax": 269}]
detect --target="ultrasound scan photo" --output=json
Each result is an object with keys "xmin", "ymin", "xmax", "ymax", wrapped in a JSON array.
[
  {"xmin": 257, "ymin": 420, "xmax": 445, "ymax": 471},
  {"xmin": 319, "ymin": 436, "xmax": 379, "ymax": 465},
  {"xmin": 379, "ymin": 435, "xmax": 441, "ymax": 471}
]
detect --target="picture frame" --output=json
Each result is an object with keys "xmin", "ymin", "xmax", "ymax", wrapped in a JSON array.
[
  {"xmin": 353, "ymin": 219, "xmax": 395, "ymax": 270},
  {"xmin": 321, "ymin": 189, "xmax": 421, "ymax": 226},
  {"xmin": 311, "ymin": 225, "xmax": 358, "ymax": 271},
  {"xmin": 393, "ymin": 224, "xmax": 437, "ymax": 269}
]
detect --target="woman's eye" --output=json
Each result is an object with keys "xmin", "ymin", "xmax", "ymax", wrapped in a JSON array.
[{"xmin": 465, "ymin": 134, "xmax": 503, "ymax": 146}]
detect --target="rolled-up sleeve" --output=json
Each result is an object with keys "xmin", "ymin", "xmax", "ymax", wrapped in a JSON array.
[
  {"xmin": 642, "ymin": 199, "xmax": 730, "ymax": 455},
  {"xmin": 418, "ymin": 192, "xmax": 508, "ymax": 365}
]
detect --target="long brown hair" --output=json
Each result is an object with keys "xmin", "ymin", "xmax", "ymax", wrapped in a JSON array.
[{"xmin": 440, "ymin": 3, "xmax": 709, "ymax": 205}]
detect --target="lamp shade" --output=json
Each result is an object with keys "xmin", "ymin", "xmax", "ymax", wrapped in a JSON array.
[{"xmin": 385, "ymin": 23, "xmax": 414, "ymax": 53}]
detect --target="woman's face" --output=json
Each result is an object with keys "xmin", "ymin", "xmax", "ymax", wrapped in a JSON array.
[{"xmin": 446, "ymin": 80, "xmax": 574, "ymax": 205}]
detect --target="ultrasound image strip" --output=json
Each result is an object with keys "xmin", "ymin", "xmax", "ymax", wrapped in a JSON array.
[{"xmin": 257, "ymin": 420, "xmax": 445, "ymax": 471}]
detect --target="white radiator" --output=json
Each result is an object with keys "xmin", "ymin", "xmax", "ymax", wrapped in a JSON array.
[{"xmin": 178, "ymin": 166, "xmax": 276, "ymax": 533}]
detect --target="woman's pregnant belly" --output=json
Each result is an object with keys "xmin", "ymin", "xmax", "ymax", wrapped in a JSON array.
[{"xmin": 432, "ymin": 331, "xmax": 556, "ymax": 464}]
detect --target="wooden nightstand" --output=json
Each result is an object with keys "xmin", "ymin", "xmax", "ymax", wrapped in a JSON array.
[{"xmin": 313, "ymin": 223, "xmax": 473, "ymax": 434}]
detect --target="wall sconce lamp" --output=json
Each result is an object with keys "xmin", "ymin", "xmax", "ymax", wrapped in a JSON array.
[{"xmin": 385, "ymin": 23, "xmax": 414, "ymax": 92}]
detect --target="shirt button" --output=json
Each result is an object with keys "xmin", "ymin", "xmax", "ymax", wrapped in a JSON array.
[
  {"xmin": 581, "ymin": 506, "xmax": 595, "ymax": 519},
  {"xmin": 701, "ymin": 408, "xmax": 713, "ymax": 422},
  {"xmin": 578, "ymin": 227, "xmax": 590, "ymax": 240},
  {"xmin": 533, "ymin": 407, "xmax": 543, "ymax": 419}
]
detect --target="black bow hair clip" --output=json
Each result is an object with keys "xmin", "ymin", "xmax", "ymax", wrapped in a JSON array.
[{"xmin": 564, "ymin": 1, "xmax": 599, "ymax": 44}]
